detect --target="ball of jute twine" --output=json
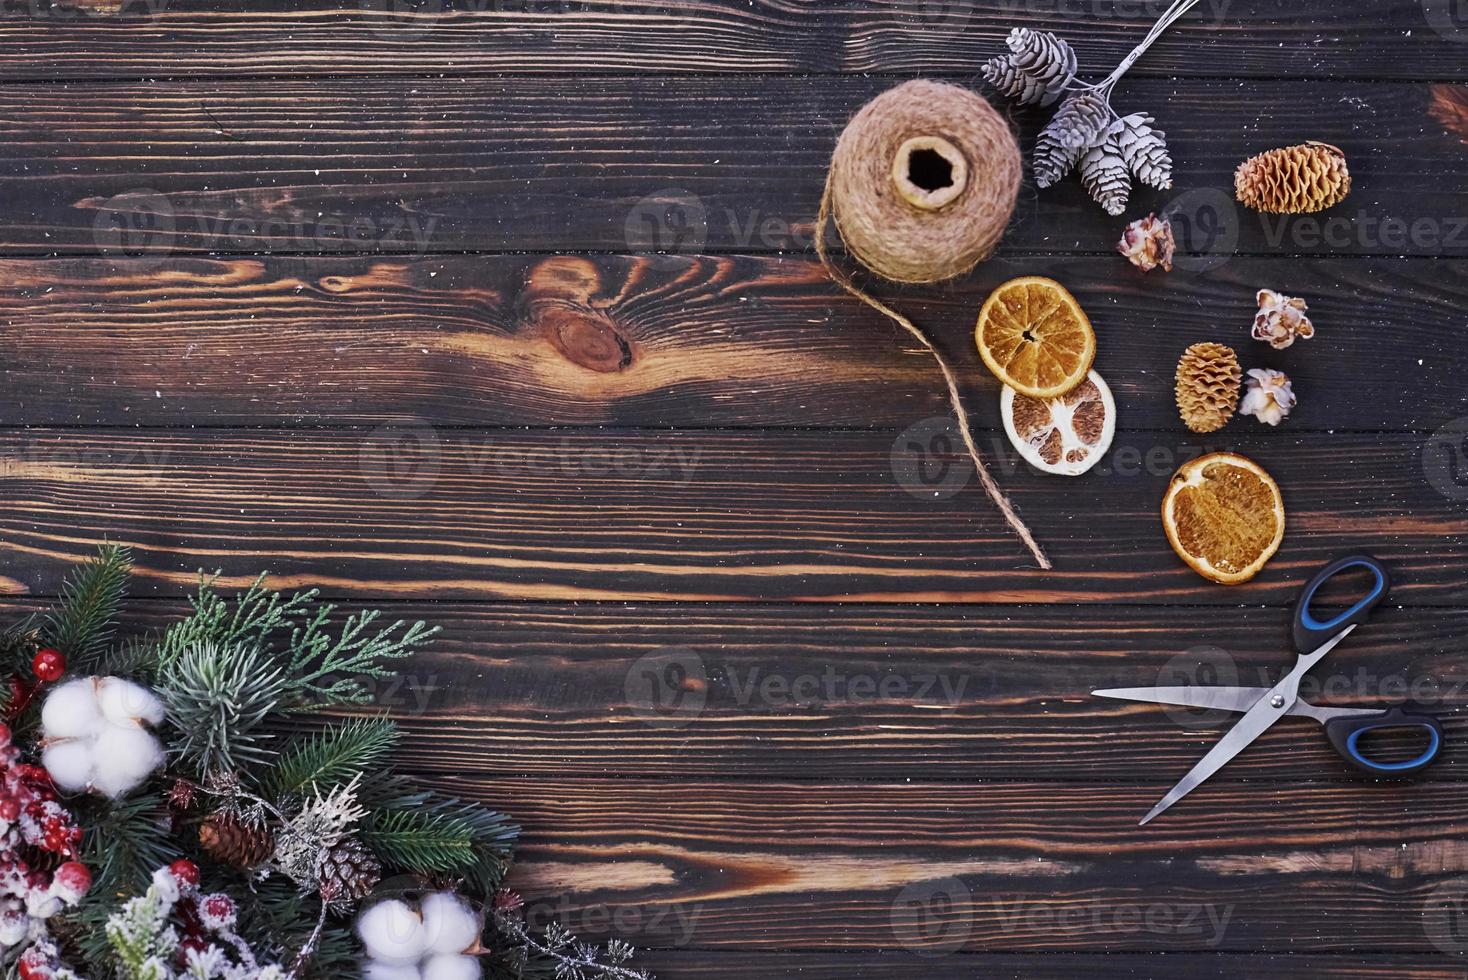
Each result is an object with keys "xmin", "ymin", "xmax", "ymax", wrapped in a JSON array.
[{"xmin": 815, "ymin": 80, "xmax": 1050, "ymax": 569}]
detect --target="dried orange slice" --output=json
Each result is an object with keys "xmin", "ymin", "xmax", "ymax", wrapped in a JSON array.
[
  {"xmin": 1001, "ymin": 370, "xmax": 1116, "ymax": 476},
  {"xmin": 975, "ymin": 276, "xmax": 1096, "ymax": 398},
  {"xmin": 1162, "ymin": 452, "xmax": 1285, "ymax": 585}
]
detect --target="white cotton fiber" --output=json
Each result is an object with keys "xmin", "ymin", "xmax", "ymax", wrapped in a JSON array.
[
  {"xmin": 420, "ymin": 955, "xmax": 481, "ymax": 980},
  {"xmin": 40, "ymin": 679, "xmax": 104, "ymax": 740},
  {"xmin": 357, "ymin": 900, "xmax": 429, "ymax": 965},
  {"xmin": 364, "ymin": 963, "xmax": 423, "ymax": 980},
  {"xmin": 88, "ymin": 725, "xmax": 165, "ymax": 798},
  {"xmin": 97, "ymin": 676, "xmax": 165, "ymax": 727},
  {"xmin": 41, "ymin": 739, "xmax": 95, "ymax": 793},
  {"xmin": 420, "ymin": 892, "xmax": 480, "ymax": 955}
]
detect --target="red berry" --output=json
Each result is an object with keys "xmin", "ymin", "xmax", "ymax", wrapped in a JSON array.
[
  {"xmin": 0, "ymin": 723, "xmax": 11, "ymax": 748},
  {"xmin": 30, "ymin": 649, "xmax": 65, "ymax": 683},
  {"xmin": 53, "ymin": 861, "xmax": 91, "ymax": 898},
  {"xmin": 169, "ymin": 859, "xmax": 200, "ymax": 888},
  {"xmin": 0, "ymin": 798, "xmax": 18, "ymax": 821},
  {"xmin": 17, "ymin": 961, "xmax": 49, "ymax": 980},
  {"xmin": 7, "ymin": 677, "xmax": 34, "ymax": 717}
]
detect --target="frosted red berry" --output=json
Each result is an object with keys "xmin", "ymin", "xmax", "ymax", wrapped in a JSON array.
[
  {"xmin": 53, "ymin": 862, "xmax": 91, "ymax": 898},
  {"xmin": 30, "ymin": 649, "xmax": 65, "ymax": 683},
  {"xmin": 169, "ymin": 859, "xmax": 201, "ymax": 888}
]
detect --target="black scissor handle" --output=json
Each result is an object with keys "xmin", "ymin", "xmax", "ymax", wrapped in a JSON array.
[
  {"xmin": 1292, "ymin": 554, "xmax": 1390, "ymax": 654},
  {"xmin": 1324, "ymin": 707, "xmax": 1444, "ymax": 776}
]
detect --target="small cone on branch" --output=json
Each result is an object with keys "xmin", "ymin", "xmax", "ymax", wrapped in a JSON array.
[
  {"xmin": 318, "ymin": 837, "xmax": 381, "ymax": 907},
  {"xmin": 1175, "ymin": 343, "xmax": 1242, "ymax": 434},
  {"xmin": 199, "ymin": 812, "xmax": 275, "ymax": 870},
  {"xmin": 1234, "ymin": 142, "xmax": 1350, "ymax": 214}
]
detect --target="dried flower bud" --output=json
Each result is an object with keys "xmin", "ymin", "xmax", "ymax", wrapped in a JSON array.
[
  {"xmin": 1117, "ymin": 213, "xmax": 1175, "ymax": 272},
  {"xmin": 1252, "ymin": 289, "xmax": 1314, "ymax": 349},
  {"xmin": 1239, "ymin": 368, "xmax": 1296, "ymax": 426}
]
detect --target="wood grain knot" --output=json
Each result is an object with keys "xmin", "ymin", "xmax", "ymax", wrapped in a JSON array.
[{"xmin": 535, "ymin": 303, "xmax": 634, "ymax": 374}]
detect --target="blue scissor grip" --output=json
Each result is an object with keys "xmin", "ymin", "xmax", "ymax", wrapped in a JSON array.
[
  {"xmin": 1292, "ymin": 554, "xmax": 1390, "ymax": 654},
  {"xmin": 1325, "ymin": 707, "xmax": 1444, "ymax": 777},
  {"xmin": 1346, "ymin": 724, "xmax": 1440, "ymax": 772}
]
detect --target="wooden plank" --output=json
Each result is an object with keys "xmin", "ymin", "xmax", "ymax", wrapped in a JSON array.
[
  {"xmin": 628, "ymin": 951, "xmax": 1468, "ymax": 979},
  {"xmin": 0, "ymin": 0, "xmax": 1460, "ymax": 81},
  {"xmin": 2, "ymin": 253, "xmax": 1463, "ymax": 430},
  {"xmin": 13, "ymin": 599, "xmax": 1462, "ymax": 781},
  {"xmin": 0, "ymin": 429, "xmax": 1463, "ymax": 604},
  {"xmin": 0, "ymin": 77, "xmax": 1463, "ymax": 256},
  {"xmin": 326, "ymin": 602, "xmax": 1468, "ymax": 781},
  {"xmin": 472, "ymin": 776, "xmax": 1468, "ymax": 952}
]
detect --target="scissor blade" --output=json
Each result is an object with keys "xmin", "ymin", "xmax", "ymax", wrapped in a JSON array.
[
  {"xmin": 1092, "ymin": 686, "xmax": 1270, "ymax": 714},
  {"xmin": 1139, "ymin": 626, "xmax": 1358, "ymax": 826},
  {"xmin": 1139, "ymin": 694, "xmax": 1293, "ymax": 825}
]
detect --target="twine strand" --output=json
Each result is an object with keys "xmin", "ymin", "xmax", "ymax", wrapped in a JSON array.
[{"xmin": 815, "ymin": 180, "xmax": 1052, "ymax": 571}]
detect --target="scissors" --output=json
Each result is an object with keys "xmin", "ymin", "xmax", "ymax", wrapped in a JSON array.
[{"xmin": 1094, "ymin": 554, "xmax": 1444, "ymax": 825}]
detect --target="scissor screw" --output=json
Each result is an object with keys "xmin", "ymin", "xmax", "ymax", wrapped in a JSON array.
[{"xmin": 1270, "ymin": 694, "xmax": 1286, "ymax": 708}]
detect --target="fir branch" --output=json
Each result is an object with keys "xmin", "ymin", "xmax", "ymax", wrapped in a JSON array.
[
  {"xmin": 44, "ymin": 544, "xmax": 132, "ymax": 672},
  {"xmin": 362, "ymin": 795, "xmax": 519, "ymax": 895},
  {"xmin": 227, "ymin": 875, "xmax": 357, "ymax": 980},
  {"xmin": 81, "ymin": 793, "xmax": 184, "ymax": 899},
  {"xmin": 267, "ymin": 717, "xmax": 400, "ymax": 799},
  {"xmin": 95, "ymin": 634, "xmax": 162, "ymax": 682},
  {"xmin": 0, "ymin": 613, "xmax": 40, "ymax": 680},
  {"xmin": 158, "ymin": 642, "xmax": 289, "ymax": 776}
]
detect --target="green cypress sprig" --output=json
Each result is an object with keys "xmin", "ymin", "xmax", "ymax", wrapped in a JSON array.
[
  {"xmin": 45, "ymin": 543, "xmax": 131, "ymax": 672},
  {"xmin": 156, "ymin": 572, "xmax": 316, "ymax": 671},
  {"xmin": 283, "ymin": 605, "xmax": 437, "ymax": 706},
  {"xmin": 155, "ymin": 571, "xmax": 437, "ymax": 709}
]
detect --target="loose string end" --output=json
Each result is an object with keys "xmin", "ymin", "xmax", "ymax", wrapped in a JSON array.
[{"xmin": 815, "ymin": 184, "xmax": 1052, "ymax": 571}]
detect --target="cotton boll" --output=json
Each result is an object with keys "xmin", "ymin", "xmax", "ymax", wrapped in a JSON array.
[
  {"xmin": 40, "ymin": 679, "xmax": 104, "ymax": 740},
  {"xmin": 364, "ymin": 963, "xmax": 423, "ymax": 980},
  {"xmin": 421, "ymin": 955, "xmax": 480, "ymax": 980},
  {"xmin": 87, "ymin": 725, "xmax": 164, "ymax": 798},
  {"xmin": 420, "ymin": 893, "xmax": 480, "ymax": 955},
  {"xmin": 96, "ymin": 677, "xmax": 165, "ymax": 727},
  {"xmin": 357, "ymin": 900, "xmax": 428, "ymax": 965},
  {"xmin": 41, "ymin": 739, "xmax": 94, "ymax": 793}
]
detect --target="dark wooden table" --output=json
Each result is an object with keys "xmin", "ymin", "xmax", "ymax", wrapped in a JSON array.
[{"xmin": 3, "ymin": 1, "xmax": 1468, "ymax": 977}]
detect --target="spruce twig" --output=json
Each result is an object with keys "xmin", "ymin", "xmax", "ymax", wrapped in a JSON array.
[
  {"xmin": 44, "ymin": 543, "xmax": 132, "ymax": 672},
  {"xmin": 267, "ymin": 717, "xmax": 400, "ymax": 799},
  {"xmin": 363, "ymin": 795, "xmax": 519, "ymax": 894}
]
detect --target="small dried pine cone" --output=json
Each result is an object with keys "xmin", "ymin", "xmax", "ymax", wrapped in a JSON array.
[
  {"xmin": 318, "ymin": 837, "xmax": 382, "ymax": 906},
  {"xmin": 1234, "ymin": 142, "xmax": 1350, "ymax": 214},
  {"xmin": 199, "ymin": 812, "xmax": 275, "ymax": 870},
  {"xmin": 1175, "ymin": 342, "xmax": 1242, "ymax": 434}
]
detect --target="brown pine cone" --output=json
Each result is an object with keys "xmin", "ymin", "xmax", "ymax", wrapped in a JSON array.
[
  {"xmin": 1234, "ymin": 142, "xmax": 1350, "ymax": 214},
  {"xmin": 1175, "ymin": 343, "xmax": 1241, "ymax": 434},
  {"xmin": 199, "ymin": 812, "xmax": 275, "ymax": 870},
  {"xmin": 318, "ymin": 837, "xmax": 382, "ymax": 906}
]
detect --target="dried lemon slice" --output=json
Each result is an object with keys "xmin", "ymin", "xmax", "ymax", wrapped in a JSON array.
[{"xmin": 1001, "ymin": 370, "xmax": 1116, "ymax": 476}]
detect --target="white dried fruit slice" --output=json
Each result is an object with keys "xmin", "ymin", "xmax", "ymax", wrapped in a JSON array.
[{"xmin": 1000, "ymin": 369, "xmax": 1116, "ymax": 476}]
